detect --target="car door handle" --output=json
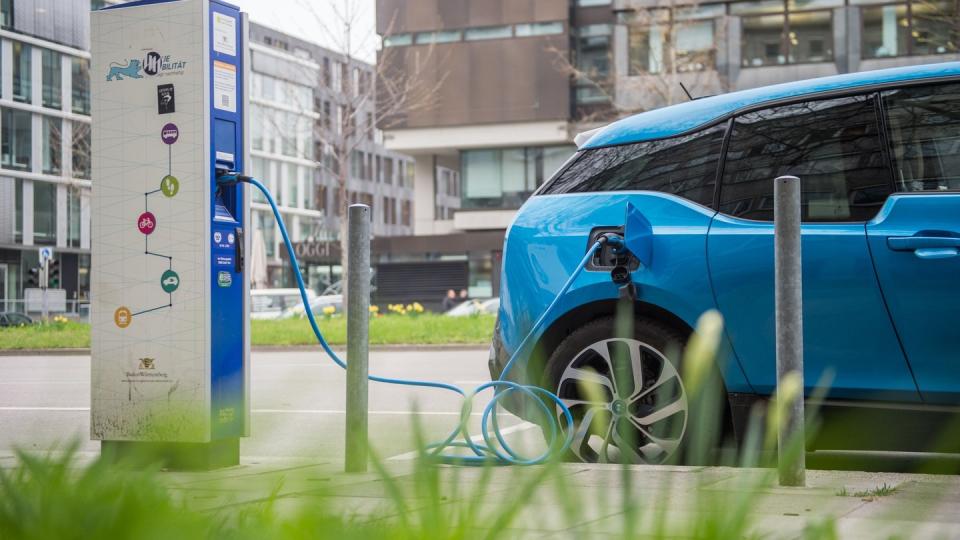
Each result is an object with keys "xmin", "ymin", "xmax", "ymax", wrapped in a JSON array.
[{"xmin": 888, "ymin": 235, "xmax": 960, "ymax": 259}]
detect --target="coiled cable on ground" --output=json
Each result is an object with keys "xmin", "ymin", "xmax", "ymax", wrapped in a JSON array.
[{"xmin": 221, "ymin": 173, "xmax": 616, "ymax": 465}]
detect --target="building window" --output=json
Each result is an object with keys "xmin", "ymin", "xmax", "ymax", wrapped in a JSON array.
[
  {"xmin": 383, "ymin": 157, "xmax": 394, "ymax": 184},
  {"xmin": 71, "ymin": 58, "xmax": 90, "ymax": 115},
  {"xmin": 461, "ymin": 145, "xmax": 576, "ymax": 209},
  {"xmin": 383, "ymin": 33, "xmax": 413, "ymax": 47},
  {"xmin": 415, "ymin": 30, "xmax": 462, "ymax": 44},
  {"xmin": 1, "ymin": 108, "xmax": 31, "ymax": 171},
  {"xmin": 250, "ymin": 157, "xmax": 266, "ymax": 203},
  {"xmin": 72, "ymin": 122, "xmax": 90, "ymax": 179},
  {"xmin": 735, "ymin": 0, "xmax": 838, "ymax": 67},
  {"xmin": 574, "ymin": 25, "xmax": 613, "ymax": 104},
  {"xmin": 627, "ymin": 5, "xmax": 722, "ymax": 75},
  {"xmin": 465, "ymin": 26, "xmax": 513, "ymax": 41},
  {"xmin": 41, "ymin": 49, "xmax": 61, "ymax": 110},
  {"xmin": 33, "ymin": 181, "xmax": 57, "ymax": 246},
  {"xmin": 514, "ymin": 22, "xmax": 564, "ymax": 37},
  {"xmin": 322, "ymin": 57, "xmax": 331, "ymax": 87},
  {"xmin": 285, "ymin": 163, "xmax": 299, "ymax": 208},
  {"xmin": 1, "ymin": 0, "xmax": 12, "ymax": 28},
  {"xmin": 12, "ymin": 42, "xmax": 31, "ymax": 103},
  {"xmin": 42, "ymin": 117, "xmax": 61, "ymax": 175},
  {"xmin": 862, "ymin": 0, "xmax": 958, "ymax": 59},
  {"xmin": 401, "ymin": 200, "xmax": 412, "ymax": 226}
]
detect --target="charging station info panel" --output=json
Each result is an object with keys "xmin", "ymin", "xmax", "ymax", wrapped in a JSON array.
[{"xmin": 90, "ymin": 0, "xmax": 248, "ymax": 443}]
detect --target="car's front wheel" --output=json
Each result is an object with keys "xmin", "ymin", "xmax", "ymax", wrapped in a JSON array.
[{"xmin": 543, "ymin": 317, "xmax": 708, "ymax": 464}]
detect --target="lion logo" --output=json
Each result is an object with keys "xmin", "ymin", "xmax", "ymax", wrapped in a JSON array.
[{"xmin": 106, "ymin": 59, "xmax": 143, "ymax": 81}]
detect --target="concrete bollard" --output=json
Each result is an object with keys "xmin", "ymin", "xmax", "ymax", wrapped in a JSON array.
[
  {"xmin": 345, "ymin": 204, "xmax": 370, "ymax": 473},
  {"xmin": 774, "ymin": 175, "xmax": 805, "ymax": 487}
]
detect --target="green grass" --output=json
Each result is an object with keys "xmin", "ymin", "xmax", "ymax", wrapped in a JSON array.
[
  {"xmin": 0, "ymin": 314, "xmax": 496, "ymax": 350},
  {"xmin": 0, "ymin": 321, "xmax": 91, "ymax": 350},
  {"xmin": 836, "ymin": 484, "xmax": 898, "ymax": 499},
  {"xmin": 251, "ymin": 313, "xmax": 495, "ymax": 346}
]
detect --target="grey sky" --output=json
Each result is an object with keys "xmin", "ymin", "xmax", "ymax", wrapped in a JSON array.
[{"xmin": 228, "ymin": 0, "xmax": 378, "ymax": 62}]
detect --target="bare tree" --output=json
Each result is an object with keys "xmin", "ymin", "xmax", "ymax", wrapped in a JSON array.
[
  {"xmin": 257, "ymin": 0, "xmax": 444, "ymax": 300},
  {"xmin": 554, "ymin": 0, "xmax": 727, "ymax": 123}
]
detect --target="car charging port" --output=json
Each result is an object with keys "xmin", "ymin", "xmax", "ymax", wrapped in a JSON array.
[{"xmin": 586, "ymin": 227, "xmax": 640, "ymax": 272}]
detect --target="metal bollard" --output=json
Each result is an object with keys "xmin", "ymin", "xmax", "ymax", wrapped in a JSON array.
[
  {"xmin": 345, "ymin": 204, "xmax": 370, "ymax": 473},
  {"xmin": 774, "ymin": 175, "xmax": 805, "ymax": 486}
]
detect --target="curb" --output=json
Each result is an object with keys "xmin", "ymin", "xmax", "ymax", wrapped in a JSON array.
[{"xmin": 0, "ymin": 344, "xmax": 490, "ymax": 356}]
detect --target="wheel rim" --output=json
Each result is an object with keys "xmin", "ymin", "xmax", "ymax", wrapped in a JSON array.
[{"xmin": 555, "ymin": 337, "xmax": 687, "ymax": 464}]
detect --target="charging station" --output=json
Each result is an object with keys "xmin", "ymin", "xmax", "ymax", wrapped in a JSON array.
[{"xmin": 90, "ymin": 0, "xmax": 250, "ymax": 469}]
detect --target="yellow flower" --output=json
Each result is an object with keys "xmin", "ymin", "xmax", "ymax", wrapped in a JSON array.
[
  {"xmin": 322, "ymin": 306, "xmax": 336, "ymax": 315},
  {"xmin": 369, "ymin": 305, "xmax": 379, "ymax": 313}
]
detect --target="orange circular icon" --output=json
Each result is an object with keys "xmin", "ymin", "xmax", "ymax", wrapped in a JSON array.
[{"xmin": 114, "ymin": 307, "xmax": 132, "ymax": 328}]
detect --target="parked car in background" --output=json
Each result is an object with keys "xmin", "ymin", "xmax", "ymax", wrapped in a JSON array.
[
  {"xmin": 446, "ymin": 298, "xmax": 500, "ymax": 317},
  {"xmin": 0, "ymin": 312, "xmax": 33, "ymax": 327},
  {"xmin": 250, "ymin": 288, "xmax": 317, "ymax": 320},
  {"xmin": 282, "ymin": 295, "xmax": 343, "ymax": 319},
  {"xmin": 491, "ymin": 63, "xmax": 960, "ymax": 464}
]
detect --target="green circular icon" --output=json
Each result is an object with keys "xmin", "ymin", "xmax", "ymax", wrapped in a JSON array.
[
  {"xmin": 160, "ymin": 269, "xmax": 180, "ymax": 293},
  {"xmin": 160, "ymin": 175, "xmax": 180, "ymax": 198}
]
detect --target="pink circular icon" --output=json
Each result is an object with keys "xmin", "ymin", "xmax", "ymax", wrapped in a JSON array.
[
  {"xmin": 161, "ymin": 123, "xmax": 179, "ymax": 145},
  {"xmin": 137, "ymin": 211, "xmax": 156, "ymax": 235}
]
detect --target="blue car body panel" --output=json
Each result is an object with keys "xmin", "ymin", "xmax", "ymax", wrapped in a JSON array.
[
  {"xmin": 582, "ymin": 62, "xmax": 960, "ymax": 149},
  {"xmin": 867, "ymin": 194, "xmax": 960, "ymax": 403},
  {"xmin": 708, "ymin": 215, "xmax": 919, "ymax": 401},
  {"xmin": 500, "ymin": 192, "xmax": 752, "ymax": 393}
]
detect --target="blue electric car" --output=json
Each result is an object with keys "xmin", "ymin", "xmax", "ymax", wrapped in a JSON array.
[{"xmin": 490, "ymin": 63, "xmax": 960, "ymax": 463}]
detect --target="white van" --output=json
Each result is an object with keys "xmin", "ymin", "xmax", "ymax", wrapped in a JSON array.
[{"xmin": 250, "ymin": 288, "xmax": 317, "ymax": 320}]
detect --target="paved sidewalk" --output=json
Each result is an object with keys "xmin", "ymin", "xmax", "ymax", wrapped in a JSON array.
[{"xmin": 153, "ymin": 458, "xmax": 960, "ymax": 539}]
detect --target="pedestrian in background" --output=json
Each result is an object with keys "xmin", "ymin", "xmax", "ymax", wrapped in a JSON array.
[
  {"xmin": 441, "ymin": 289, "xmax": 458, "ymax": 312},
  {"xmin": 459, "ymin": 289, "xmax": 469, "ymax": 301}
]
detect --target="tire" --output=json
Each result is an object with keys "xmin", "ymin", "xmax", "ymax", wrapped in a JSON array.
[{"xmin": 541, "ymin": 316, "xmax": 723, "ymax": 464}]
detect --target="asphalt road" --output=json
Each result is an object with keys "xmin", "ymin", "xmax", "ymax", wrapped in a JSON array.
[{"xmin": 0, "ymin": 349, "xmax": 540, "ymax": 462}]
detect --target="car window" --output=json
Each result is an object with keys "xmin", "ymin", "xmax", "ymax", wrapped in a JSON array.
[
  {"xmin": 720, "ymin": 94, "xmax": 892, "ymax": 222},
  {"xmin": 883, "ymin": 82, "xmax": 960, "ymax": 192},
  {"xmin": 540, "ymin": 123, "xmax": 726, "ymax": 207}
]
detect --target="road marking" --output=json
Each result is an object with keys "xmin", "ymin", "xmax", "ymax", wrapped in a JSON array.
[
  {"xmin": 0, "ymin": 406, "xmax": 482, "ymax": 417},
  {"xmin": 0, "ymin": 407, "xmax": 89, "ymax": 411},
  {"xmin": 386, "ymin": 421, "xmax": 540, "ymax": 461}
]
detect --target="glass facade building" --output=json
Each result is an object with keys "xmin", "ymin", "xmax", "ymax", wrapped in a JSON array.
[{"xmin": 0, "ymin": 0, "xmax": 95, "ymax": 317}]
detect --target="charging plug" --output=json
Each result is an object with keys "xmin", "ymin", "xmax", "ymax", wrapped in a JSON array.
[{"xmin": 215, "ymin": 170, "xmax": 252, "ymax": 186}]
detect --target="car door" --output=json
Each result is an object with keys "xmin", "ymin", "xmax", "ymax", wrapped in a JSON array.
[
  {"xmin": 867, "ymin": 82, "xmax": 960, "ymax": 404},
  {"xmin": 708, "ymin": 94, "xmax": 920, "ymax": 401}
]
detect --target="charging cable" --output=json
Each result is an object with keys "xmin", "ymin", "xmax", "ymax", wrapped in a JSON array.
[{"xmin": 218, "ymin": 172, "xmax": 621, "ymax": 465}]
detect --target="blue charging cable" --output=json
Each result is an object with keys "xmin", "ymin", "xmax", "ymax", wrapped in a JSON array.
[{"xmin": 219, "ymin": 172, "xmax": 619, "ymax": 465}]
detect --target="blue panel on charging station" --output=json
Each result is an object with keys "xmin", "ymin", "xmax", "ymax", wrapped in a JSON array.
[{"xmin": 209, "ymin": 0, "xmax": 245, "ymax": 441}]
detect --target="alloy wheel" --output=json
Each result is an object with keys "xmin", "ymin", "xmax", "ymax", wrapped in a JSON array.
[{"xmin": 555, "ymin": 337, "xmax": 687, "ymax": 463}]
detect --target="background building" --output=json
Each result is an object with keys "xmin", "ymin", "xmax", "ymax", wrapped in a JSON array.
[
  {"xmin": 0, "ymin": 0, "xmax": 95, "ymax": 316},
  {"xmin": 248, "ymin": 23, "xmax": 415, "ymax": 293},
  {"xmin": 376, "ymin": 0, "xmax": 960, "ymax": 303}
]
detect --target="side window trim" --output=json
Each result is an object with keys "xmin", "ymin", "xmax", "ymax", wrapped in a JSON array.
[
  {"xmin": 873, "ymin": 90, "xmax": 900, "ymax": 198},
  {"xmin": 712, "ymin": 117, "xmax": 735, "ymax": 211}
]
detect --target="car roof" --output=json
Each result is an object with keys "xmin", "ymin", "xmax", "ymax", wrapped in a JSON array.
[{"xmin": 581, "ymin": 62, "xmax": 960, "ymax": 150}]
